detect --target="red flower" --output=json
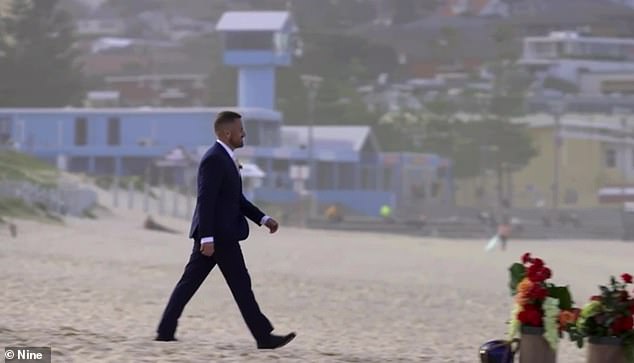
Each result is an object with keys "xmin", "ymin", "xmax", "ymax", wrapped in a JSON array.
[
  {"xmin": 611, "ymin": 315, "xmax": 634, "ymax": 335},
  {"xmin": 629, "ymin": 303, "xmax": 634, "ymax": 315},
  {"xmin": 532, "ymin": 258, "xmax": 544, "ymax": 268},
  {"xmin": 518, "ymin": 305, "xmax": 543, "ymax": 326},
  {"xmin": 543, "ymin": 267, "xmax": 552, "ymax": 279},
  {"xmin": 522, "ymin": 253, "xmax": 532, "ymax": 264},
  {"xmin": 527, "ymin": 284, "xmax": 549, "ymax": 300},
  {"xmin": 591, "ymin": 295, "xmax": 602, "ymax": 301},
  {"xmin": 527, "ymin": 265, "xmax": 551, "ymax": 283},
  {"xmin": 622, "ymin": 273, "xmax": 633, "ymax": 284}
]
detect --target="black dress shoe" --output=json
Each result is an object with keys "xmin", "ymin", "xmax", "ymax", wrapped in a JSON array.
[
  {"xmin": 257, "ymin": 332, "xmax": 296, "ymax": 349},
  {"xmin": 155, "ymin": 336, "xmax": 178, "ymax": 342}
]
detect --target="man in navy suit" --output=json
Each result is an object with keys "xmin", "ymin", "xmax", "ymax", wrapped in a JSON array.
[{"xmin": 156, "ymin": 111, "xmax": 296, "ymax": 349}]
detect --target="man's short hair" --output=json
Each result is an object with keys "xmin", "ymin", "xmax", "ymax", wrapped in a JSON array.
[{"xmin": 214, "ymin": 111, "xmax": 241, "ymax": 133}]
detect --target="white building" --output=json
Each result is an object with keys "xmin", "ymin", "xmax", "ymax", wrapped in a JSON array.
[{"xmin": 519, "ymin": 32, "xmax": 634, "ymax": 84}]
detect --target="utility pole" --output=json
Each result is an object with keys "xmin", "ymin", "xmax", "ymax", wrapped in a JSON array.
[
  {"xmin": 613, "ymin": 107, "xmax": 632, "ymax": 239},
  {"xmin": 300, "ymin": 74, "xmax": 322, "ymax": 220},
  {"xmin": 548, "ymin": 98, "xmax": 567, "ymax": 222}
]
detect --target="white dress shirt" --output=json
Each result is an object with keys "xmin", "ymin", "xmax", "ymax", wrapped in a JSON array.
[{"xmin": 201, "ymin": 140, "xmax": 270, "ymax": 245}]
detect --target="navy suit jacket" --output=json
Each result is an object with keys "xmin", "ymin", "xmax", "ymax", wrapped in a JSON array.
[{"xmin": 189, "ymin": 142, "xmax": 265, "ymax": 242}]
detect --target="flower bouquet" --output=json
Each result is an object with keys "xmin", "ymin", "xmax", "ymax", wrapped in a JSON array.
[
  {"xmin": 568, "ymin": 273, "xmax": 634, "ymax": 363},
  {"xmin": 508, "ymin": 253, "xmax": 577, "ymax": 363}
]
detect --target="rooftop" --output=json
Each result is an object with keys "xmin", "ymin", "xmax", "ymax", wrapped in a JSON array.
[{"xmin": 216, "ymin": 11, "xmax": 292, "ymax": 32}]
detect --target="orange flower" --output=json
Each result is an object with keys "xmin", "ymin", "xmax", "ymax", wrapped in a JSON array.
[
  {"xmin": 559, "ymin": 309, "xmax": 579, "ymax": 327},
  {"xmin": 517, "ymin": 277, "xmax": 534, "ymax": 295},
  {"xmin": 515, "ymin": 277, "xmax": 534, "ymax": 305}
]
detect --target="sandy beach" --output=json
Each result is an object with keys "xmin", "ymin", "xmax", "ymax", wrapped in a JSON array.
[{"xmin": 1, "ymin": 202, "xmax": 633, "ymax": 363}]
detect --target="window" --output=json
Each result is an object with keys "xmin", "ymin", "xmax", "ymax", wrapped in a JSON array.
[
  {"xmin": 361, "ymin": 166, "xmax": 376, "ymax": 190},
  {"xmin": 531, "ymin": 42, "xmax": 557, "ymax": 58},
  {"xmin": 107, "ymin": 117, "xmax": 120, "ymax": 145},
  {"xmin": 74, "ymin": 117, "xmax": 87, "ymax": 145},
  {"xmin": 605, "ymin": 148, "xmax": 617, "ymax": 168},
  {"xmin": 0, "ymin": 116, "xmax": 11, "ymax": 144},
  {"xmin": 225, "ymin": 31, "xmax": 273, "ymax": 50},
  {"xmin": 382, "ymin": 168, "xmax": 393, "ymax": 191}
]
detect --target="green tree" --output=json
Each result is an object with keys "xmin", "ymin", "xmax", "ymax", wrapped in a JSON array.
[
  {"xmin": 275, "ymin": 68, "xmax": 307, "ymax": 123},
  {"xmin": 0, "ymin": 0, "xmax": 84, "ymax": 107},
  {"xmin": 377, "ymin": 111, "xmax": 537, "ymax": 204},
  {"xmin": 278, "ymin": 76, "xmax": 376, "ymax": 126},
  {"xmin": 488, "ymin": 23, "xmax": 531, "ymax": 117},
  {"xmin": 276, "ymin": 32, "xmax": 397, "ymax": 125},
  {"xmin": 206, "ymin": 66, "xmax": 237, "ymax": 107},
  {"xmin": 469, "ymin": 116, "xmax": 537, "ymax": 204},
  {"xmin": 376, "ymin": 111, "xmax": 425, "ymax": 152},
  {"xmin": 295, "ymin": 32, "xmax": 398, "ymax": 83},
  {"xmin": 482, "ymin": 23, "xmax": 536, "ymax": 204}
]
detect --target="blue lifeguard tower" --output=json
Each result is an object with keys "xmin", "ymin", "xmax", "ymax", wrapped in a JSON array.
[{"xmin": 216, "ymin": 11, "xmax": 297, "ymax": 110}]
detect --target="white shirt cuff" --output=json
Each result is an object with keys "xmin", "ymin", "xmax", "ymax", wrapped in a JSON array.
[
  {"xmin": 260, "ymin": 215, "xmax": 271, "ymax": 225},
  {"xmin": 201, "ymin": 237, "xmax": 214, "ymax": 244}
]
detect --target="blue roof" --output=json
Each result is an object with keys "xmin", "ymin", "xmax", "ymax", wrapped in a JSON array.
[{"xmin": 216, "ymin": 11, "xmax": 291, "ymax": 32}]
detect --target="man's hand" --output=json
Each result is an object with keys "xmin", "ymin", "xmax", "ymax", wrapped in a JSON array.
[
  {"xmin": 200, "ymin": 242, "xmax": 215, "ymax": 256},
  {"xmin": 264, "ymin": 218, "xmax": 279, "ymax": 234}
]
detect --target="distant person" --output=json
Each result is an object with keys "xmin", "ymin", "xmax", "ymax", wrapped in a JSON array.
[
  {"xmin": 497, "ymin": 214, "xmax": 512, "ymax": 251},
  {"xmin": 325, "ymin": 203, "xmax": 343, "ymax": 223},
  {"xmin": 155, "ymin": 111, "xmax": 295, "ymax": 349},
  {"xmin": 485, "ymin": 214, "xmax": 512, "ymax": 252},
  {"xmin": 9, "ymin": 223, "xmax": 17, "ymax": 238}
]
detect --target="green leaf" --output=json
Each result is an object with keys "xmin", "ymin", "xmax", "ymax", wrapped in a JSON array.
[
  {"xmin": 548, "ymin": 285, "xmax": 573, "ymax": 310},
  {"xmin": 509, "ymin": 263, "xmax": 526, "ymax": 296},
  {"xmin": 600, "ymin": 286, "xmax": 610, "ymax": 296},
  {"xmin": 624, "ymin": 338, "xmax": 634, "ymax": 363}
]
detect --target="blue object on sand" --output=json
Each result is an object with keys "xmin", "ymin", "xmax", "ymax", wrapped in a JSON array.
[{"xmin": 479, "ymin": 339, "xmax": 518, "ymax": 363}]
